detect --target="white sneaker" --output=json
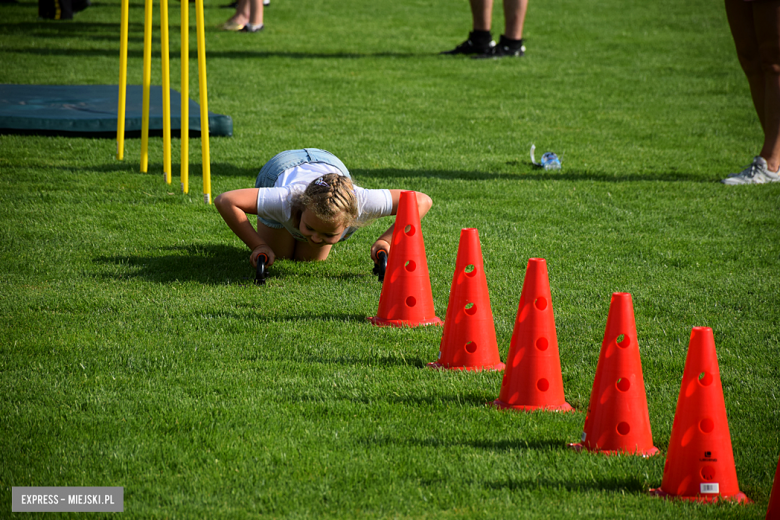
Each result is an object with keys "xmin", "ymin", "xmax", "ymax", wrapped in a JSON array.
[{"xmin": 721, "ymin": 156, "xmax": 780, "ymax": 185}]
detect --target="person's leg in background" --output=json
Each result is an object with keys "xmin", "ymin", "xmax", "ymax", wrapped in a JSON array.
[
  {"xmin": 441, "ymin": 0, "xmax": 495, "ymax": 55},
  {"xmin": 473, "ymin": 0, "xmax": 528, "ymax": 59},
  {"xmin": 723, "ymin": 0, "xmax": 780, "ymax": 183}
]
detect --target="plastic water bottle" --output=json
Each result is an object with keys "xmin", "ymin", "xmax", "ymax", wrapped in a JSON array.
[
  {"xmin": 530, "ymin": 145, "xmax": 562, "ymax": 171},
  {"xmin": 540, "ymin": 152, "xmax": 561, "ymax": 171}
]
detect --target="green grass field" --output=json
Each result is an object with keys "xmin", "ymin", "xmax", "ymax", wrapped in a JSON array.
[{"xmin": 2, "ymin": 0, "xmax": 780, "ymax": 517}]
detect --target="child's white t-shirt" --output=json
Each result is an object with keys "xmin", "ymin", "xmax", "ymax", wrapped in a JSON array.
[{"xmin": 256, "ymin": 162, "xmax": 393, "ymax": 242}]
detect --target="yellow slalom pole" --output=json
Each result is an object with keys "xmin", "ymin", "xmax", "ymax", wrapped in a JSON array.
[
  {"xmin": 140, "ymin": 0, "xmax": 153, "ymax": 173},
  {"xmin": 160, "ymin": 0, "xmax": 172, "ymax": 184},
  {"xmin": 180, "ymin": 0, "xmax": 189, "ymax": 193},
  {"xmin": 195, "ymin": 0, "xmax": 211, "ymax": 204},
  {"xmin": 116, "ymin": 0, "xmax": 129, "ymax": 160}
]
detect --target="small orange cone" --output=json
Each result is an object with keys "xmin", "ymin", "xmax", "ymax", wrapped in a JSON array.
[
  {"xmin": 493, "ymin": 258, "xmax": 572, "ymax": 412},
  {"xmin": 428, "ymin": 228, "xmax": 505, "ymax": 371},
  {"xmin": 650, "ymin": 327, "xmax": 750, "ymax": 503},
  {"xmin": 368, "ymin": 191, "xmax": 442, "ymax": 327},
  {"xmin": 568, "ymin": 293, "xmax": 659, "ymax": 456},
  {"xmin": 768, "ymin": 454, "xmax": 780, "ymax": 519}
]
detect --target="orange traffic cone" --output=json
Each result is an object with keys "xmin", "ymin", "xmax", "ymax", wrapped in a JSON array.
[
  {"xmin": 428, "ymin": 228, "xmax": 505, "ymax": 371},
  {"xmin": 493, "ymin": 258, "xmax": 572, "ymax": 412},
  {"xmin": 568, "ymin": 293, "xmax": 659, "ymax": 456},
  {"xmin": 768, "ymin": 454, "xmax": 780, "ymax": 519},
  {"xmin": 368, "ymin": 190, "xmax": 442, "ymax": 327},
  {"xmin": 650, "ymin": 327, "xmax": 750, "ymax": 503}
]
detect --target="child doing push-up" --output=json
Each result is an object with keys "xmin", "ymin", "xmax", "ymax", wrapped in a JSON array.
[{"xmin": 214, "ymin": 148, "xmax": 433, "ymax": 268}]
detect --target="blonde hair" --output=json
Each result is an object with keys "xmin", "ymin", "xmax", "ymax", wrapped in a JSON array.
[{"xmin": 295, "ymin": 173, "xmax": 358, "ymax": 228}]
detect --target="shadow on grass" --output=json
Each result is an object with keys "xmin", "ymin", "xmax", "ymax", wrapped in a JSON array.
[
  {"xmin": 352, "ymin": 167, "xmax": 712, "ymax": 183},
  {"xmin": 51, "ymin": 160, "xmax": 707, "ymax": 184},
  {"xmin": 93, "ymin": 243, "xmax": 251, "ymax": 284},
  {"xmin": 304, "ymin": 353, "xmax": 428, "ymax": 368},
  {"xmin": 389, "ymin": 393, "xmax": 500, "ymax": 408},
  {"xmin": 216, "ymin": 308, "xmax": 373, "ymax": 325},
  {"xmin": 98, "ymin": 165, "xmax": 712, "ymax": 183},
  {"xmin": 83, "ymin": 162, "xmax": 258, "ymax": 179},
  {"xmin": 361, "ymin": 435, "xmax": 569, "ymax": 453},
  {"xmin": 484, "ymin": 474, "xmax": 647, "ymax": 493},
  {"xmin": 7, "ymin": 128, "xmax": 223, "ymax": 139},
  {"xmin": 1, "ymin": 43, "xmax": 418, "ymax": 60},
  {"xmin": 94, "ymin": 244, "xmax": 377, "ymax": 285}
]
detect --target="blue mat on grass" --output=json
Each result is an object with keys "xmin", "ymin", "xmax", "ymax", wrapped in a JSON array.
[{"xmin": 0, "ymin": 84, "xmax": 232, "ymax": 137}]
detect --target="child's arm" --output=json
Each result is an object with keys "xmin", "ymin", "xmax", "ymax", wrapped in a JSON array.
[
  {"xmin": 371, "ymin": 190, "xmax": 432, "ymax": 261},
  {"xmin": 214, "ymin": 188, "xmax": 276, "ymax": 266}
]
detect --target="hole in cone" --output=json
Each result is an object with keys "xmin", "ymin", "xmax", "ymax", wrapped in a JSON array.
[
  {"xmin": 616, "ymin": 378, "xmax": 630, "ymax": 392},
  {"xmin": 534, "ymin": 297, "xmax": 548, "ymax": 310},
  {"xmin": 536, "ymin": 337, "xmax": 548, "ymax": 351},
  {"xmin": 464, "ymin": 302, "xmax": 477, "ymax": 316},
  {"xmin": 617, "ymin": 422, "xmax": 630, "ymax": 435},
  {"xmin": 701, "ymin": 466, "xmax": 716, "ymax": 481},
  {"xmin": 537, "ymin": 378, "xmax": 549, "ymax": 392},
  {"xmin": 405, "ymin": 260, "xmax": 416, "ymax": 272},
  {"xmin": 617, "ymin": 334, "xmax": 630, "ymax": 348},
  {"xmin": 465, "ymin": 341, "xmax": 477, "ymax": 354},
  {"xmin": 698, "ymin": 372, "xmax": 713, "ymax": 386},
  {"xmin": 406, "ymin": 296, "xmax": 417, "ymax": 307},
  {"xmin": 404, "ymin": 225, "xmax": 415, "ymax": 236},
  {"xmin": 464, "ymin": 264, "xmax": 476, "ymax": 277},
  {"xmin": 700, "ymin": 418, "xmax": 715, "ymax": 434}
]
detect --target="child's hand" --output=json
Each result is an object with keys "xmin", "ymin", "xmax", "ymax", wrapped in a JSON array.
[
  {"xmin": 251, "ymin": 245, "xmax": 275, "ymax": 267},
  {"xmin": 371, "ymin": 239, "xmax": 390, "ymax": 262}
]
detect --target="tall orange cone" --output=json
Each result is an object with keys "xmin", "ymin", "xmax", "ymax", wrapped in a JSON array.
[
  {"xmin": 368, "ymin": 190, "xmax": 442, "ymax": 327},
  {"xmin": 428, "ymin": 228, "xmax": 504, "ymax": 371},
  {"xmin": 493, "ymin": 258, "xmax": 572, "ymax": 412},
  {"xmin": 568, "ymin": 293, "xmax": 659, "ymax": 456},
  {"xmin": 767, "ymin": 454, "xmax": 780, "ymax": 519},
  {"xmin": 650, "ymin": 327, "xmax": 750, "ymax": 503}
]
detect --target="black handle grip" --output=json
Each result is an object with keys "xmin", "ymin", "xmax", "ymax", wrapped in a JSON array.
[
  {"xmin": 255, "ymin": 253, "xmax": 268, "ymax": 286},
  {"xmin": 373, "ymin": 249, "xmax": 388, "ymax": 282}
]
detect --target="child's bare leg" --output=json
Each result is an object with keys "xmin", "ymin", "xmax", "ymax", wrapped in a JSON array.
[
  {"xmin": 293, "ymin": 241, "xmax": 333, "ymax": 262},
  {"xmin": 226, "ymin": 0, "xmax": 250, "ymax": 25},
  {"xmin": 726, "ymin": 0, "xmax": 780, "ymax": 170},
  {"xmin": 470, "ymin": 0, "xmax": 493, "ymax": 31},
  {"xmin": 248, "ymin": 0, "xmax": 263, "ymax": 25},
  {"xmin": 753, "ymin": 0, "xmax": 780, "ymax": 171},
  {"xmin": 503, "ymin": 0, "xmax": 528, "ymax": 40}
]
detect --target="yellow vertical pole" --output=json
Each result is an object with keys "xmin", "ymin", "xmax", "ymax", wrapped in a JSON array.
[
  {"xmin": 160, "ymin": 0, "xmax": 172, "ymax": 184},
  {"xmin": 140, "ymin": 0, "xmax": 153, "ymax": 173},
  {"xmin": 180, "ymin": 0, "xmax": 189, "ymax": 194},
  {"xmin": 195, "ymin": 0, "xmax": 211, "ymax": 204},
  {"xmin": 116, "ymin": 0, "xmax": 129, "ymax": 160}
]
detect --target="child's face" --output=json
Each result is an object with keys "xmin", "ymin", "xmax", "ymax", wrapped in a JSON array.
[{"xmin": 299, "ymin": 209, "xmax": 346, "ymax": 246}]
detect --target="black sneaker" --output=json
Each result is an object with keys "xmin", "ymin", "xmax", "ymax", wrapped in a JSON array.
[
  {"xmin": 473, "ymin": 35, "xmax": 525, "ymax": 59},
  {"xmin": 441, "ymin": 31, "xmax": 495, "ymax": 55}
]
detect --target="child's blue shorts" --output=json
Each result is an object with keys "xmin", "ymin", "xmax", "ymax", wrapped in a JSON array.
[{"xmin": 254, "ymin": 148, "xmax": 351, "ymax": 229}]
